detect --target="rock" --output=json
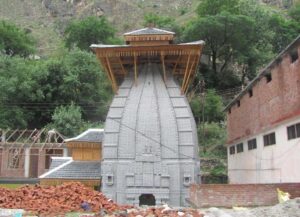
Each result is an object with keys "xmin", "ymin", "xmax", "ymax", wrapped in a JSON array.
[
  {"xmin": 178, "ymin": 211, "xmax": 185, "ymax": 216},
  {"xmin": 206, "ymin": 207, "xmax": 232, "ymax": 217}
]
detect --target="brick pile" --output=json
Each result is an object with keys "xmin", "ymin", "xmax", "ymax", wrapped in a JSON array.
[{"xmin": 0, "ymin": 182, "xmax": 131, "ymax": 215}]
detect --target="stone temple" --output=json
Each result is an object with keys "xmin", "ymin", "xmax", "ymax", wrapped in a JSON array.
[{"xmin": 91, "ymin": 27, "xmax": 204, "ymax": 206}]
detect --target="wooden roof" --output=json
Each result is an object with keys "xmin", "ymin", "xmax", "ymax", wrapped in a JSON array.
[
  {"xmin": 91, "ymin": 28, "xmax": 204, "ymax": 94},
  {"xmin": 124, "ymin": 27, "xmax": 175, "ymax": 44}
]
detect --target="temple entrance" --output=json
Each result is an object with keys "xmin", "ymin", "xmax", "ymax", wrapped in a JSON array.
[{"xmin": 139, "ymin": 194, "xmax": 156, "ymax": 206}]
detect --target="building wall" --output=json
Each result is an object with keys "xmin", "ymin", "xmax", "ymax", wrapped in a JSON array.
[
  {"xmin": 0, "ymin": 147, "xmax": 66, "ymax": 178},
  {"xmin": 0, "ymin": 148, "xmax": 25, "ymax": 178},
  {"xmin": 227, "ymin": 116, "xmax": 300, "ymax": 183},
  {"xmin": 227, "ymin": 47, "xmax": 300, "ymax": 144},
  {"xmin": 189, "ymin": 183, "xmax": 300, "ymax": 207}
]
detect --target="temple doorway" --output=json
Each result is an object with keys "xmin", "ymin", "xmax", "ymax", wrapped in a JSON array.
[{"xmin": 139, "ymin": 194, "xmax": 156, "ymax": 206}]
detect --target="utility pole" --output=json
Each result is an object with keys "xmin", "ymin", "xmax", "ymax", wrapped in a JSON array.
[{"xmin": 200, "ymin": 80, "xmax": 206, "ymax": 153}]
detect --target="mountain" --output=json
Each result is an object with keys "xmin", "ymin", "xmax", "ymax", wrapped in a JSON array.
[{"xmin": 0, "ymin": 0, "xmax": 296, "ymax": 56}]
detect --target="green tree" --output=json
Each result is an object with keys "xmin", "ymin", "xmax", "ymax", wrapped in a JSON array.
[
  {"xmin": 48, "ymin": 104, "xmax": 84, "ymax": 137},
  {"xmin": 184, "ymin": 0, "xmax": 280, "ymax": 89},
  {"xmin": 268, "ymin": 12, "xmax": 300, "ymax": 53},
  {"xmin": 197, "ymin": 0, "xmax": 240, "ymax": 16},
  {"xmin": 190, "ymin": 89, "xmax": 224, "ymax": 123},
  {"xmin": 0, "ymin": 20, "xmax": 35, "ymax": 57},
  {"xmin": 198, "ymin": 122, "xmax": 227, "ymax": 156},
  {"xmin": 184, "ymin": 12, "xmax": 257, "ymax": 88},
  {"xmin": 64, "ymin": 16, "xmax": 119, "ymax": 51},
  {"xmin": 289, "ymin": 3, "xmax": 300, "ymax": 21},
  {"xmin": 0, "ymin": 50, "xmax": 112, "ymax": 129},
  {"xmin": 0, "ymin": 56, "xmax": 37, "ymax": 128},
  {"xmin": 30, "ymin": 49, "xmax": 112, "ymax": 127},
  {"xmin": 62, "ymin": 49, "xmax": 113, "ymax": 121}
]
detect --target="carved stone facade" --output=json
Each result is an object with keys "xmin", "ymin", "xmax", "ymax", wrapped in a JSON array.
[{"xmin": 101, "ymin": 64, "xmax": 200, "ymax": 206}]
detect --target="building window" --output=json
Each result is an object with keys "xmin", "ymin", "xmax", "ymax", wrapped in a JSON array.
[
  {"xmin": 287, "ymin": 123, "xmax": 300, "ymax": 140},
  {"xmin": 8, "ymin": 149, "xmax": 24, "ymax": 169},
  {"xmin": 45, "ymin": 149, "xmax": 63, "ymax": 169},
  {"xmin": 248, "ymin": 138, "xmax": 257, "ymax": 150},
  {"xmin": 183, "ymin": 174, "xmax": 192, "ymax": 186},
  {"xmin": 264, "ymin": 132, "xmax": 276, "ymax": 146},
  {"xmin": 265, "ymin": 73, "xmax": 272, "ymax": 83},
  {"xmin": 236, "ymin": 143, "xmax": 244, "ymax": 153},
  {"xmin": 248, "ymin": 89, "xmax": 253, "ymax": 97},
  {"xmin": 290, "ymin": 50, "xmax": 298, "ymax": 63},
  {"xmin": 107, "ymin": 174, "xmax": 114, "ymax": 185},
  {"xmin": 229, "ymin": 146, "xmax": 235, "ymax": 155},
  {"xmin": 237, "ymin": 100, "xmax": 240, "ymax": 107}
]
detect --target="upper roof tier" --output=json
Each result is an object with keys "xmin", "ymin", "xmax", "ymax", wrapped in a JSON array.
[
  {"xmin": 124, "ymin": 27, "xmax": 175, "ymax": 46},
  {"xmin": 91, "ymin": 27, "xmax": 204, "ymax": 94}
]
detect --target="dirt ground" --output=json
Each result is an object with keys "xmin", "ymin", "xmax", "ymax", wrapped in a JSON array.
[{"xmin": 202, "ymin": 198, "xmax": 300, "ymax": 217}]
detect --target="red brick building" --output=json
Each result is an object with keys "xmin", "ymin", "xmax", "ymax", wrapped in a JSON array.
[{"xmin": 225, "ymin": 36, "xmax": 300, "ymax": 184}]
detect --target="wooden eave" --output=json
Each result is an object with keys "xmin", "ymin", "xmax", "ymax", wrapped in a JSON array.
[
  {"xmin": 66, "ymin": 141, "xmax": 101, "ymax": 149},
  {"xmin": 92, "ymin": 43, "xmax": 204, "ymax": 94},
  {"xmin": 124, "ymin": 34, "xmax": 174, "ymax": 42}
]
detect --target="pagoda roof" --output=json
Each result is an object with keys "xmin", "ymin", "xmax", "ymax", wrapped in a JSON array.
[
  {"xmin": 91, "ymin": 40, "xmax": 204, "ymax": 49},
  {"xmin": 124, "ymin": 27, "xmax": 175, "ymax": 36},
  {"xmin": 91, "ymin": 28, "xmax": 205, "ymax": 94}
]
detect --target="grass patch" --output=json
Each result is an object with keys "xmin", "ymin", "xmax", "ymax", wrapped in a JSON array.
[{"xmin": 0, "ymin": 184, "xmax": 27, "ymax": 189}]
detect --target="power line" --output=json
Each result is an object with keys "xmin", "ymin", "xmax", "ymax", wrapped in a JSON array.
[{"xmin": 108, "ymin": 118, "xmax": 198, "ymax": 160}]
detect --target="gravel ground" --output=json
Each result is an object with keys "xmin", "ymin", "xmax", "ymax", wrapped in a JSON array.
[{"xmin": 203, "ymin": 198, "xmax": 300, "ymax": 217}]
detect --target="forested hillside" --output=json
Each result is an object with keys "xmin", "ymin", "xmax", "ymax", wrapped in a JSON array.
[{"xmin": 1, "ymin": 0, "xmax": 300, "ymax": 181}]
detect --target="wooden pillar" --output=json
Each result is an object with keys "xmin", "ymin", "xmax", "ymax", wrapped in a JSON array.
[
  {"xmin": 161, "ymin": 52, "xmax": 167, "ymax": 82},
  {"xmin": 106, "ymin": 57, "xmax": 118, "ymax": 93},
  {"xmin": 118, "ymin": 57, "xmax": 127, "ymax": 76},
  {"xmin": 134, "ymin": 53, "xmax": 138, "ymax": 86},
  {"xmin": 172, "ymin": 55, "xmax": 181, "ymax": 75},
  {"xmin": 24, "ymin": 147, "xmax": 30, "ymax": 178},
  {"xmin": 97, "ymin": 55, "xmax": 114, "ymax": 89},
  {"xmin": 181, "ymin": 53, "xmax": 191, "ymax": 94},
  {"xmin": 183, "ymin": 54, "xmax": 198, "ymax": 93}
]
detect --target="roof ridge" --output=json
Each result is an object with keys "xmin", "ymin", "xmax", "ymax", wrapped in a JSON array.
[{"xmin": 124, "ymin": 27, "xmax": 175, "ymax": 36}]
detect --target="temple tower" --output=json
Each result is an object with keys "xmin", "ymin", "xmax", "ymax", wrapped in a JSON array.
[{"xmin": 91, "ymin": 27, "xmax": 204, "ymax": 206}]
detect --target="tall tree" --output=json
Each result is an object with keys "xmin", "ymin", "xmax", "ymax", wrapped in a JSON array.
[
  {"xmin": 0, "ymin": 56, "xmax": 38, "ymax": 128},
  {"xmin": 184, "ymin": 12, "xmax": 257, "ymax": 88},
  {"xmin": 48, "ymin": 104, "xmax": 84, "ymax": 137},
  {"xmin": 0, "ymin": 50, "xmax": 112, "ymax": 129},
  {"xmin": 0, "ymin": 20, "xmax": 35, "ymax": 57},
  {"xmin": 197, "ymin": 0, "xmax": 240, "ymax": 16},
  {"xmin": 64, "ymin": 16, "xmax": 119, "ymax": 51},
  {"xmin": 190, "ymin": 89, "xmax": 224, "ymax": 123},
  {"xmin": 184, "ymin": 0, "xmax": 283, "ymax": 89},
  {"xmin": 268, "ymin": 6, "xmax": 300, "ymax": 53}
]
